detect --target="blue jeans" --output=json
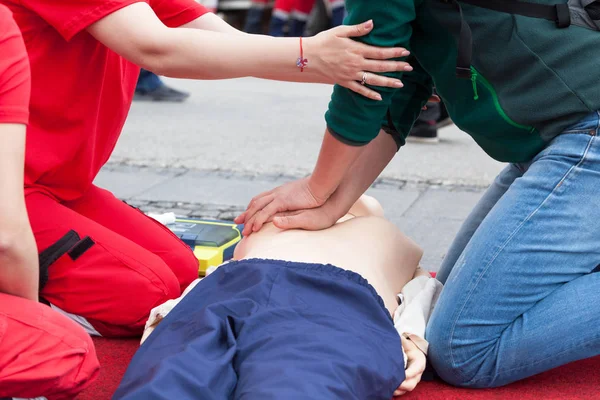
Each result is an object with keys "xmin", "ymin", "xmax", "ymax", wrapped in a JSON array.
[
  {"xmin": 427, "ymin": 111, "xmax": 600, "ymax": 388},
  {"xmin": 136, "ymin": 69, "xmax": 163, "ymax": 92}
]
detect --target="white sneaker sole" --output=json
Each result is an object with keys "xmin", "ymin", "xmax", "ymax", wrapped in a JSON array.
[{"xmin": 406, "ymin": 136, "xmax": 440, "ymax": 144}]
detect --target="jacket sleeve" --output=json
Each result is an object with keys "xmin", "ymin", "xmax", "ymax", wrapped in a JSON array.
[
  {"xmin": 381, "ymin": 56, "xmax": 433, "ymax": 150},
  {"xmin": 324, "ymin": 0, "xmax": 420, "ymax": 145}
]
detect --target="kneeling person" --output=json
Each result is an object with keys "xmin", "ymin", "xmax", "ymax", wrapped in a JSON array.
[{"xmin": 0, "ymin": 5, "xmax": 99, "ymax": 398}]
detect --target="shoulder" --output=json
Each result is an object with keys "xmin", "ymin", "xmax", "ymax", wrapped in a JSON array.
[
  {"xmin": 0, "ymin": 4, "xmax": 28, "ymax": 72},
  {"xmin": 0, "ymin": 4, "xmax": 17, "ymax": 34},
  {"xmin": 0, "ymin": 4, "xmax": 30, "ymax": 124}
]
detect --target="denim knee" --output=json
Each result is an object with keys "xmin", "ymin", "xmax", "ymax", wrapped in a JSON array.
[{"xmin": 427, "ymin": 313, "xmax": 501, "ymax": 389}]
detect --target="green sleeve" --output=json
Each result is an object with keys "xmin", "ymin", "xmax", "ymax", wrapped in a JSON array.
[
  {"xmin": 382, "ymin": 57, "xmax": 433, "ymax": 149},
  {"xmin": 324, "ymin": 0, "xmax": 420, "ymax": 145}
]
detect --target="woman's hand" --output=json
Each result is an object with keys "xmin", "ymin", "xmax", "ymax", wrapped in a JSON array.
[
  {"xmin": 394, "ymin": 337, "xmax": 427, "ymax": 397},
  {"xmin": 235, "ymin": 177, "xmax": 330, "ymax": 236},
  {"xmin": 305, "ymin": 20, "xmax": 412, "ymax": 101}
]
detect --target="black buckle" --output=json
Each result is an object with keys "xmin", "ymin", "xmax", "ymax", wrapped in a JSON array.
[{"xmin": 555, "ymin": 3, "xmax": 571, "ymax": 28}]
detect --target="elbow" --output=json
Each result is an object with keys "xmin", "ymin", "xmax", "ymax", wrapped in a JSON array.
[
  {"xmin": 131, "ymin": 37, "xmax": 173, "ymax": 76},
  {"xmin": 0, "ymin": 229, "xmax": 20, "ymax": 255},
  {"xmin": 0, "ymin": 214, "xmax": 30, "ymax": 255}
]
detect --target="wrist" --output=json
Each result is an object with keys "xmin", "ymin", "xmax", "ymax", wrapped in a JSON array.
[
  {"xmin": 323, "ymin": 193, "xmax": 349, "ymax": 222},
  {"xmin": 300, "ymin": 36, "xmax": 322, "ymax": 79},
  {"xmin": 307, "ymin": 175, "xmax": 335, "ymax": 204}
]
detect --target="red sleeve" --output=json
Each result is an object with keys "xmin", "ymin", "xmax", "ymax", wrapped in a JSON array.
[
  {"xmin": 19, "ymin": 0, "xmax": 146, "ymax": 41},
  {"xmin": 0, "ymin": 6, "xmax": 30, "ymax": 125},
  {"xmin": 19, "ymin": 0, "xmax": 208, "ymax": 41},
  {"xmin": 150, "ymin": 0, "xmax": 209, "ymax": 27}
]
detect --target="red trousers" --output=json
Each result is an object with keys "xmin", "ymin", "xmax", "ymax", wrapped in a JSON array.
[
  {"xmin": 0, "ymin": 293, "xmax": 99, "ymax": 399},
  {"xmin": 27, "ymin": 185, "xmax": 198, "ymax": 337},
  {"xmin": 252, "ymin": 0, "xmax": 317, "ymax": 16}
]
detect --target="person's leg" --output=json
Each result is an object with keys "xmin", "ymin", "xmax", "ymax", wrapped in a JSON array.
[
  {"xmin": 232, "ymin": 261, "xmax": 405, "ymax": 399},
  {"xmin": 269, "ymin": 0, "xmax": 294, "ymax": 36},
  {"xmin": 63, "ymin": 185, "xmax": 198, "ymax": 292},
  {"xmin": 437, "ymin": 100, "xmax": 453, "ymax": 128},
  {"xmin": 134, "ymin": 69, "xmax": 190, "ymax": 102},
  {"xmin": 0, "ymin": 293, "xmax": 99, "ymax": 399},
  {"xmin": 136, "ymin": 69, "xmax": 163, "ymax": 92},
  {"xmin": 115, "ymin": 260, "xmax": 405, "ymax": 400},
  {"xmin": 427, "ymin": 123, "xmax": 600, "ymax": 387},
  {"xmin": 288, "ymin": 0, "xmax": 316, "ymax": 36},
  {"xmin": 244, "ymin": 0, "xmax": 269, "ymax": 34},
  {"xmin": 407, "ymin": 101, "xmax": 441, "ymax": 143},
  {"xmin": 328, "ymin": 0, "xmax": 345, "ymax": 27},
  {"xmin": 114, "ymin": 270, "xmax": 241, "ymax": 399},
  {"xmin": 27, "ymin": 191, "xmax": 187, "ymax": 337},
  {"xmin": 436, "ymin": 164, "xmax": 524, "ymax": 283},
  {"xmin": 304, "ymin": 0, "xmax": 329, "ymax": 36}
]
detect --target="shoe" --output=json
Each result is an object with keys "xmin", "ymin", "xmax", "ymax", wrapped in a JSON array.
[
  {"xmin": 407, "ymin": 120, "xmax": 439, "ymax": 143},
  {"xmin": 436, "ymin": 102, "xmax": 453, "ymax": 129},
  {"xmin": 134, "ymin": 85, "xmax": 190, "ymax": 102},
  {"xmin": 436, "ymin": 116, "xmax": 453, "ymax": 129}
]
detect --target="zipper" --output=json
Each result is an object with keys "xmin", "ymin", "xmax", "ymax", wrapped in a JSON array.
[
  {"xmin": 470, "ymin": 66, "xmax": 535, "ymax": 132},
  {"xmin": 470, "ymin": 69, "xmax": 479, "ymax": 101}
]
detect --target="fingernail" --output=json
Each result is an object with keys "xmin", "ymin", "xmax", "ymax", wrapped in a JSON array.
[
  {"xmin": 375, "ymin": 94, "xmax": 382, "ymax": 101},
  {"xmin": 365, "ymin": 20, "xmax": 373, "ymax": 28},
  {"xmin": 404, "ymin": 65, "xmax": 413, "ymax": 71},
  {"xmin": 394, "ymin": 81, "xmax": 404, "ymax": 88},
  {"xmin": 402, "ymin": 50, "xmax": 410, "ymax": 56}
]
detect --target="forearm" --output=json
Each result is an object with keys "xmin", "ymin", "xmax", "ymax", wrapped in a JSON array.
[
  {"xmin": 0, "ymin": 223, "xmax": 39, "ymax": 302},
  {"xmin": 168, "ymin": 14, "xmax": 324, "ymax": 81},
  {"xmin": 88, "ymin": 4, "xmax": 321, "ymax": 82},
  {"xmin": 181, "ymin": 12, "xmax": 246, "ymax": 35},
  {"xmin": 0, "ymin": 124, "xmax": 39, "ymax": 301},
  {"xmin": 327, "ymin": 130, "xmax": 398, "ymax": 218},
  {"xmin": 308, "ymin": 129, "xmax": 365, "ymax": 200},
  {"xmin": 154, "ymin": 29, "xmax": 326, "ymax": 82}
]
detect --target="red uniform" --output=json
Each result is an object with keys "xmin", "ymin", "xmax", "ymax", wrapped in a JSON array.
[
  {"xmin": 0, "ymin": 5, "xmax": 99, "ymax": 398},
  {"xmin": 253, "ymin": 0, "xmax": 344, "ymax": 20},
  {"xmin": 1, "ymin": 0, "xmax": 208, "ymax": 337}
]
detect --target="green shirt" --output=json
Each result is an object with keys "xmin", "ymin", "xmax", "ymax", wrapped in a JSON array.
[{"xmin": 325, "ymin": 0, "xmax": 600, "ymax": 163}]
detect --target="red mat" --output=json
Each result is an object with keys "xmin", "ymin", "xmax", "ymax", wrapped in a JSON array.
[{"xmin": 77, "ymin": 337, "xmax": 600, "ymax": 399}]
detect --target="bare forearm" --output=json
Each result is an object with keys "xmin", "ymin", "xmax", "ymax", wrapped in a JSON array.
[
  {"xmin": 181, "ymin": 13, "xmax": 246, "ymax": 35},
  {"xmin": 308, "ymin": 129, "xmax": 365, "ymax": 200},
  {"xmin": 0, "ymin": 124, "xmax": 39, "ymax": 301},
  {"xmin": 171, "ymin": 14, "xmax": 321, "ymax": 82},
  {"xmin": 155, "ymin": 29, "xmax": 325, "ymax": 82},
  {"xmin": 328, "ymin": 130, "xmax": 397, "ymax": 218},
  {"xmin": 0, "ymin": 225, "xmax": 39, "ymax": 301},
  {"xmin": 89, "ymin": 3, "xmax": 410, "ymax": 99}
]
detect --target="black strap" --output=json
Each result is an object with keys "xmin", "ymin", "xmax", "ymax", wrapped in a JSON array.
[
  {"xmin": 383, "ymin": 109, "xmax": 403, "ymax": 150},
  {"xmin": 68, "ymin": 236, "xmax": 95, "ymax": 261},
  {"xmin": 453, "ymin": 0, "xmax": 473, "ymax": 79},
  {"xmin": 386, "ymin": 109, "xmax": 398, "ymax": 133},
  {"xmin": 448, "ymin": 0, "xmax": 572, "ymax": 79},
  {"xmin": 458, "ymin": 0, "xmax": 571, "ymax": 28},
  {"xmin": 38, "ymin": 230, "xmax": 80, "ymax": 290}
]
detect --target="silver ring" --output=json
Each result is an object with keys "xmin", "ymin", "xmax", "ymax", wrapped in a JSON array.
[{"xmin": 361, "ymin": 72, "xmax": 368, "ymax": 86}]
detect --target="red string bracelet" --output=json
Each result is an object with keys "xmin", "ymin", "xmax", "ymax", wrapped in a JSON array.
[{"xmin": 296, "ymin": 37, "xmax": 308, "ymax": 72}]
